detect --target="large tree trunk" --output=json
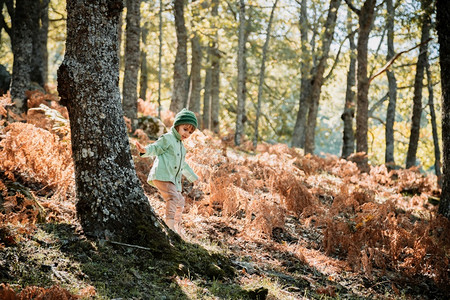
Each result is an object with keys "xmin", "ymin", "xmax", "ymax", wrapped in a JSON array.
[
  {"xmin": 30, "ymin": 0, "xmax": 49, "ymax": 88},
  {"xmin": 210, "ymin": 0, "xmax": 221, "ymax": 134},
  {"xmin": 170, "ymin": 0, "xmax": 188, "ymax": 113},
  {"xmin": 384, "ymin": 0, "xmax": 397, "ymax": 166},
  {"xmin": 9, "ymin": 0, "xmax": 38, "ymax": 115},
  {"xmin": 405, "ymin": 0, "xmax": 432, "ymax": 169},
  {"xmin": 436, "ymin": 0, "xmax": 450, "ymax": 219},
  {"xmin": 254, "ymin": 0, "xmax": 278, "ymax": 147},
  {"xmin": 57, "ymin": 0, "xmax": 170, "ymax": 247},
  {"xmin": 355, "ymin": 0, "xmax": 376, "ymax": 170},
  {"xmin": 341, "ymin": 7, "xmax": 356, "ymax": 159},
  {"xmin": 187, "ymin": 0, "xmax": 202, "ymax": 116},
  {"xmin": 304, "ymin": 0, "xmax": 341, "ymax": 154},
  {"xmin": 235, "ymin": 0, "xmax": 247, "ymax": 146},
  {"xmin": 292, "ymin": 0, "xmax": 311, "ymax": 148},
  {"xmin": 122, "ymin": 0, "xmax": 141, "ymax": 131}
]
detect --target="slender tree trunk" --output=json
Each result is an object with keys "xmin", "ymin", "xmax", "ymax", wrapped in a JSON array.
[
  {"xmin": 139, "ymin": 23, "xmax": 148, "ymax": 101},
  {"xmin": 30, "ymin": 0, "xmax": 49, "ymax": 88},
  {"xmin": 122, "ymin": 0, "xmax": 141, "ymax": 131},
  {"xmin": 426, "ymin": 61, "xmax": 441, "ymax": 185},
  {"xmin": 406, "ymin": 0, "xmax": 431, "ymax": 169},
  {"xmin": 235, "ymin": 0, "xmax": 247, "ymax": 146},
  {"xmin": 57, "ymin": 0, "xmax": 170, "ymax": 246},
  {"xmin": 355, "ymin": 0, "xmax": 376, "ymax": 170},
  {"xmin": 341, "ymin": 7, "xmax": 356, "ymax": 158},
  {"xmin": 304, "ymin": 0, "xmax": 341, "ymax": 154},
  {"xmin": 210, "ymin": 0, "xmax": 221, "ymax": 134},
  {"xmin": 187, "ymin": 0, "xmax": 202, "ymax": 115},
  {"xmin": 9, "ymin": 0, "xmax": 37, "ymax": 115},
  {"xmin": 202, "ymin": 66, "xmax": 211, "ymax": 130},
  {"xmin": 170, "ymin": 0, "xmax": 188, "ymax": 113},
  {"xmin": 292, "ymin": 0, "xmax": 311, "ymax": 148},
  {"xmin": 158, "ymin": 0, "xmax": 163, "ymax": 118},
  {"xmin": 384, "ymin": 0, "xmax": 398, "ymax": 167},
  {"xmin": 436, "ymin": 0, "xmax": 450, "ymax": 219},
  {"xmin": 254, "ymin": 0, "xmax": 278, "ymax": 147}
]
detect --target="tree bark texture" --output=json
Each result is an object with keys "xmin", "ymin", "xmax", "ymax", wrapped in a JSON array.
[
  {"xmin": 341, "ymin": 7, "xmax": 356, "ymax": 159},
  {"xmin": 254, "ymin": 0, "xmax": 278, "ymax": 147},
  {"xmin": 292, "ymin": 0, "xmax": 311, "ymax": 148},
  {"xmin": 170, "ymin": 0, "xmax": 188, "ymax": 113},
  {"xmin": 57, "ymin": 0, "xmax": 170, "ymax": 247},
  {"xmin": 406, "ymin": 0, "xmax": 432, "ymax": 169},
  {"xmin": 304, "ymin": 0, "xmax": 341, "ymax": 154},
  {"xmin": 384, "ymin": 0, "xmax": 397, "ymax": 166},
  {"xmin": 122, "ymin": 0, "xmax": 141, "ymax": 131},
  {"xmin": 437, "ymin": 0, "xmax": 450, "ymax": 219},
  {"xmin": 355, "ymin": 0, "xmax": 376, "ymax": 170},
  {"xmin": 235, "ymin": 0, "xmax": 247, "ymax": 146},
  {"xmin": 10, "ymin": 0, "xmax": 37, "ymax": 114},
  {"xmin": 210, "ymin": 0, "xmax": 221, "ymax": 134}
]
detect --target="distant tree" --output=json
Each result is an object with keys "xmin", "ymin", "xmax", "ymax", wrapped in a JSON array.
[
  {"xmin": 292, "ymin": 0, "xmax": 311, "ymax": 148},
  {"xmin": 57, "ymin": 0, "xmax": 171, "ymax": 245},
  {"xmin": 254, "ymin": 0, "xmax": 278, "ymax": 147},
  {"xmin": 303, "ymin": 0, "xmax": 341, "ymax": 154},
  {"xmin": 235, "ymin": 0, "xmax": 247, "ymax": 146},
  {"xmin": 202, "ymin": 65, "xmax": 211, "ymax": 130},
  {"xmin": 346, "ymin": 0, "xmax": 377, "ymax": 171},
  {"xmin": 426, "ymin": 61, "xmax": 441, "ymax": 184},
  {"xmin": 210, "ymin": 0, "xmax": 221, "ymax": 134},
  {"xmin": 9, "ymin": 0, "xmax": 39, "ymax": 115},
  {"xmin": 341, "ymin": 7, "xmax": 356, "ymax": 159},
  {"xmin": 30, "ymin": 0, "xmax": 49, "ymax": 88},
  {"xmin": 187, "ymin": 0, "xmax": 202, "ymax": 115},
  {"xmin": 436, "ymin": 0, "xmax": 450, "ymax": 219},
  {"xmin": 122, "ymin": 0, "xmax": 141, "ymax": 131},
  {"xmin": 170, "ymin": 0, "xmax": 188, "ymax": 113},
  {"xmin": 406, "ymin": 0, "xmax": 432, "ymax": 169},
  {"xmin": 139, "ymin": 22, "xmax": 149, "ymax": 101},
  {"xmin": 384, "ymin": 0, "xmax": 397, "ymax": 166},
  {"xmin": 157, "ymin": 0, "xmax": 163, "ymax": 118}
]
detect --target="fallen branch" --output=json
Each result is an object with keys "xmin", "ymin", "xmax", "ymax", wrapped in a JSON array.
[{"xmin": 108, "ymin": 240, "xmax": 153, "ymax": 251}]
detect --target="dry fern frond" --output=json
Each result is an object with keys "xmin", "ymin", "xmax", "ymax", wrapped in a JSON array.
[
  {"xmin": 0, "ymin": 123, "xmax": 74, "ymax": 200},
  {"xmin": 29, "ymin": 103, "xmax": 70, "ymax": 138}
]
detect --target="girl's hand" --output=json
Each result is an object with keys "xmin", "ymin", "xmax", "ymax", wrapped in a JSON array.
[{"xmin": 135, "ymin": 141, "xmax": 146, "ymax": 154}]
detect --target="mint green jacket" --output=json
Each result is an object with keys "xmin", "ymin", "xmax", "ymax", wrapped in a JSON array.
[{"xmin": 141, "ymin": 127, "xmax": 198, "ymax": 192}]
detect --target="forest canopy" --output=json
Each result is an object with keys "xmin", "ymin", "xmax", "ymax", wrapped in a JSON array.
[{"xmin": 0, "ymin": 0, "xmax": 442, "ymax": 171}]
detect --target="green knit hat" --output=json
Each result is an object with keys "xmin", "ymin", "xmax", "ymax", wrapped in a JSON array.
[{"xmin": 173, "ymin": 108, "xmax": 198, "ymax": 129}]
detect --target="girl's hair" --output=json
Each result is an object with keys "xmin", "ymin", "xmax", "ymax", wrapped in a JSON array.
[{"xmin": 175, "ymin": 124, "xmax": 195, "ymax": 132}]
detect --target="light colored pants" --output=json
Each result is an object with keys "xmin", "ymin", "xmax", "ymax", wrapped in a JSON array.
[{"xmin": 152, "ymin": 180, "xmax": 185, "ymax": 234}]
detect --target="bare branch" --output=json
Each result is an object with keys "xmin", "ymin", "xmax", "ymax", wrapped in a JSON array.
[
  {"xmin": 369, "ymin": 37, "xmax": 433, "ymax": 83},
  {"xmin": 344, "ymin": 0, "xmax": 360, "ymax": 15}
]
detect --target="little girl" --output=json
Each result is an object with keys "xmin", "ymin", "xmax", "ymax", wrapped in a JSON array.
[{"xmin": 136, "ymin": 108, "xmax": 199, "ymax": 235}]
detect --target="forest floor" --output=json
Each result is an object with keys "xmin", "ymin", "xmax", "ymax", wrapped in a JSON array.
[{"xmin": 1, "ymin": 93, "xmax": 449, "ymax": 299}]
